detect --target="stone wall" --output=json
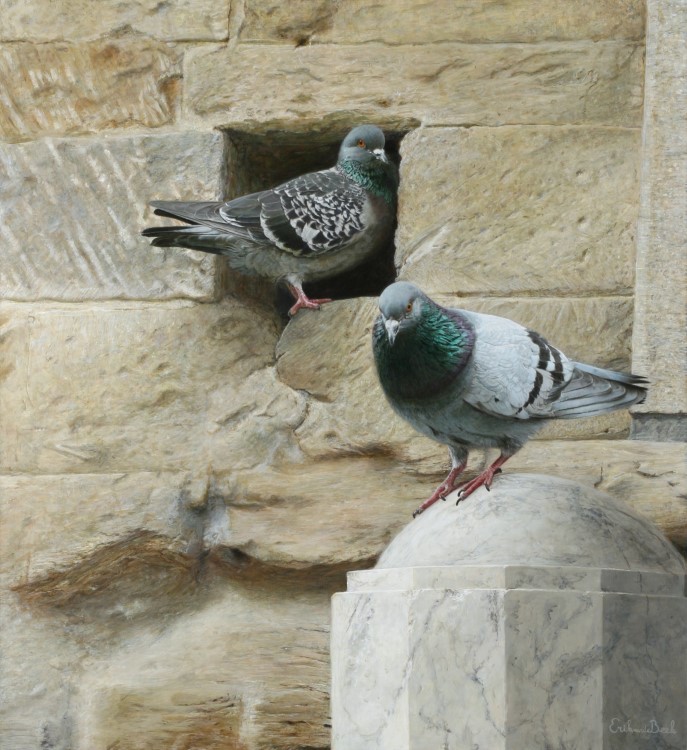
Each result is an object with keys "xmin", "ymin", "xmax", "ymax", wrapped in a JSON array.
[{"xmin": 1, "ymin": 1, "xmax": 685, "ymax": 748}]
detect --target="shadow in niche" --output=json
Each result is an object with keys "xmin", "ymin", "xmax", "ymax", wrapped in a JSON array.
[{"xmin": 220, "ymin": 125, "xmax": 409, "ymax": 319}]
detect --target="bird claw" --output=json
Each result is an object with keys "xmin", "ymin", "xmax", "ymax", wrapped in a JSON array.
[
  {"xmin": 412, "ymin": 507, "xmax": 423, "ymax": 518},
  {"xmin": 289, "ymin": 297, "xmax": 332, "ymax": 318},
  {"xmin": 484, "ymin": 467, "xmax": 503, "ymax": 492}
]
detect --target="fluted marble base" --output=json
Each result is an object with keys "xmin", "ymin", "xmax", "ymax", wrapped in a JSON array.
[{"xmin": 330, "ymin": 476, "xmax": 687, "ymax": 750}]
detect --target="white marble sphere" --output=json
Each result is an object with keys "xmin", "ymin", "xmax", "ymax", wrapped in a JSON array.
[
  {"xmin": 377, "ymin": 473, "xmax": 686, "ymax": 574},
  {"xmin": 331, "ymin": 473, "xmax": 687, "ymax": 750}
]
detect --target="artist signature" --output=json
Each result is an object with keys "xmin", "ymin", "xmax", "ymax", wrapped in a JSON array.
[{"xmin": 609, "ymin": 718, "xmax": 677, "ymax": 735}]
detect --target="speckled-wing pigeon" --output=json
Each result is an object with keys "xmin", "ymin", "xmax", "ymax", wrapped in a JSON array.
[
  {"xmin": 142, "ymin": 125, "xmax": 398, "ymax": 316},
  {"xmin": 372, "ymin": 282, "xmax": 648, "ymax": 517}
]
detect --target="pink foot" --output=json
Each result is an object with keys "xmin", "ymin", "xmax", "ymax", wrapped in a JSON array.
[
  {"xmin": 288, "ymin": 295, "xmax": 333, "ymax": 317},
  {"xmin": 455, "ymin": 454, "xmax": 511, "ymax": 504},
  {"xmin": 412, "ymin": 463, "xmax": 465, "ymax": 518},
  {"xmin": 286, "ymin": 282, "xmax": 332, "ymax": 317}
]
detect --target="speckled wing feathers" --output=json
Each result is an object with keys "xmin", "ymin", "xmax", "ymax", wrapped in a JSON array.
[
  {"xmin": 266, "ymin": 169, "xmax": 367, "ymax": 256},
  {"xmin": 148, "ymin": 168, "xmax": 367, "ymax": 257}
]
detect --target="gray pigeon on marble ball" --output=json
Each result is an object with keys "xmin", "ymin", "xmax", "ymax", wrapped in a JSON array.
[
  {"xmin": 142, "ymin": 125, "xmax": 398, "ymax": 316},
  {"xmin": 372, "ymin": 281, "xmax": 648, "ymax": 518}
]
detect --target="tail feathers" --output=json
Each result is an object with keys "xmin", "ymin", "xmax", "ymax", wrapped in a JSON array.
[
  {"xmin": 141, "ymin": 224, "xmax": 229, "ymax": 253},
  {"xmin": 553, "ymin": 362, "xmax": 648, "ymax": 419},
  {"xmin": 149, "ymin": 200, "xmax": 219, "ymax": 224}
]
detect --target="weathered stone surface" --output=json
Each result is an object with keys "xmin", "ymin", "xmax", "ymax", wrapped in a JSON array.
[
  {"xmin": 2, "ymin": 543, "xmax": 333, "ymax": 750},
  {"xmin": 242, "ymin": 0, "xmax": 645, "ymax": 45},
  {"xmin": 0, "ymin": 133, "xmax": 224, "ymax": 301},
  {"xmin": 0, "ymin": 596, "xmax": 83, "ymax": 750},
  {"xmin": 0, "ymin": 40, "xmax": 181, "ymax": 142},
  {"xmin": 397, "ymin": 126, "xmax": 640, "ymax": 295},
  {"xmin": 71, "ymin": 584, "xmax": 331, "ymax": 750},
  {"xmin": 0, "ymin": 299, "xmax": 280, "ymax": 475},
  {"xmin": 225, "ymin": 458, "xmax": 428, "ymax": 569},
  {"xmin": 0, "ymin": 472, "xmax": 200, "ymax": 592},
  {"xmin": 0, "ymin": 0, "xmax": 229, "ymax": 42},
  {"xmin": 207, "ymin": 366, "xmax": 308, "ymax": 473},
  {"xmin": 186, "ymin": 42, "xmax": 643, "ymax": 130},
  {"xmin": 632, "ymin": 0, "xmax": 687, "ymax": 416},
  {"xmin": 220, "ymin": 440, "xmax": 687, "ymax": 568}
]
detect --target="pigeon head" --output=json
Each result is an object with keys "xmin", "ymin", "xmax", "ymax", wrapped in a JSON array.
[
  {"xmin": 378, "ymin": 281, "xmax": 427, "ymax": 345},
  {"xmin": 339, "ymin": 125, "xmax": 389, "ymax": 165}
]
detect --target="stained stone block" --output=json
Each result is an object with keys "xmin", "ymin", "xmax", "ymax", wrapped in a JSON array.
[
  {"xmin": 0, "ymin": 133, "xmax": 224, "ymax": 301},
  {"xmin": 331, "ymin": 475, "xmax": 687, "ymax": 749},
  {"xmin": 0, "ymin": 40, "xmax": 181, "ymax": 142},
  {"xmin": 69, "ymin": 583, "xmax": 332, "ymax": 750},
  {"xmin": 396, "ymin": 126, "xmax": 640, "ymax": 296},
  {"xmin": 0, "ymin": 299, "xmax": 280, "ymax": 474},
  {"xmin": 186, "ymin": 42, "xmax": 643, "ymax": 129},
  {"xmin": 241, "ymin": 0, "xmax": 645, "ymax": 45},
  {"xmin": 0, "ymin": 472, "xmax": 199, "ymax": 590},
  {"xmin": 0, "ymin": 0, "xmax": 229, "ymax": 42}
]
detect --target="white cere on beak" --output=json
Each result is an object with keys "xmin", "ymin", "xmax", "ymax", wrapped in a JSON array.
[
  {"xmin": 373, "ymin": 148, "xmax": 389, "ymax": 163},
  {"xmin": 385, "ymin": 318, "xmax": 400, "ymax": 345}
]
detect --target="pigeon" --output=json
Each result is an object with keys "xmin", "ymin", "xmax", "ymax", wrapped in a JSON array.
[
  {"xmin": 372, "ymin": 281, "xmax": 648, "ymax": 517},
  {"xmin": 142, "ymin": 125, "xmax": 398, "ymax": 316}
]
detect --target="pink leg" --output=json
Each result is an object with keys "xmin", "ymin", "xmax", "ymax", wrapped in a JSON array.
[
  {"xmin": 412, "ymin": 462, "xmax": 466, "ymax": 518},
  {"xmin": 455, "ymin": 453, "xmax": 511, "ymax": 504},
  {"xmin": 287, "ymin": 282, "xmax": 333, "ymax": 317}
]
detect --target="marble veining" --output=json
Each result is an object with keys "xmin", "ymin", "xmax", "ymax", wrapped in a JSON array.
[
  {"xmin": 376, "ymin": 474, "xmax": 686, "ymax": 575},
  {"xmin": 332, "ymin": 475, "xmax": 686, "ymax": 749}
]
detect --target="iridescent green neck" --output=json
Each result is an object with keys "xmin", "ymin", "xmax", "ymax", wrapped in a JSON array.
[
  {"xmin": 339, "ymin": 158, "xmax": 397, "ymax": 205},
  {"xmin": 373, "ymin": 302, "xmax": 474, "ymax": 401}
]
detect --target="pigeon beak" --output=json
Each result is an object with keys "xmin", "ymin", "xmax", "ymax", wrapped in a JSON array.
[
  {"xmin": 373, "ymin": 148, "xmax": 389, "ymax": 163},
  {"xmin": 385, "ymin": 318, "xmax": 400, "ymax": 346}
]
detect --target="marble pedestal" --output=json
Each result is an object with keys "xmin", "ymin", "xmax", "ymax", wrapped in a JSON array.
[{"xmin": 331, "ymin": 475, "xmax": 687, "ymax": 750}]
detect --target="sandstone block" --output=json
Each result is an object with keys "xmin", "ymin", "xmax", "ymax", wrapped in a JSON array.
[
  {"xmin": 0, "ymin": 299, "xmax": 280, "ymax": 475},
  {"xmin": 207, "ymin": 367, "xmax": 308, "ymax": 474},
  {"xmin": 0, "ymin": 40, "xmax": 180, "ymax": 142},
  {"xmin": 186, "ymin": 42, "xmax": 643, "ymax": 130},
  {"xmin": 0, "ymin": 0, "xmax": 229, "ymax": 42},
  {"xmin": 396, "ymin": 126, "xmax": 640, "ymax": 296},
  {"xmin": 71, "ymin": 585, "xmax": 332, "ymax": 750},
  {"xmin": 241, "ymin": 0, "xmax": 644, "ymax": 45},
  {"xmin": 0, "ymin": 472, "xmax": 200, "ymax": 592},
  {"xmin": 0, "ymin": 132, "xmax": 224, "ymax": 301},
  {"xmin": 632, "ymin": 0, "xmax": 687, "ymax": 417}
]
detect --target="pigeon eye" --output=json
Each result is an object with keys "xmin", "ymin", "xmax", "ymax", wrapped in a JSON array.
[
  {"xmin": 406, "ymin": 302, "xmax": 413, "ymax": 312},
  {"xmin": 357, "ymin": 139, "xmax": 366, "ymax": 148}
]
